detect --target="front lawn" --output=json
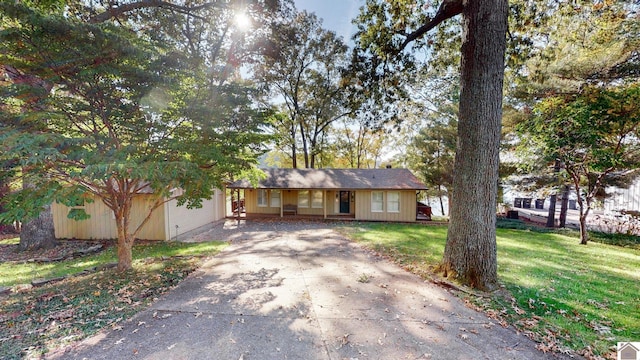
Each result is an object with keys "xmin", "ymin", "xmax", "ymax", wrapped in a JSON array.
[
  {"xmin": 0, "ymin": 239, "xmax": 227, "ymax": 359},
  {"xmin": 344, "ymin": 222, "xmax": 640, "ymax": 358}
]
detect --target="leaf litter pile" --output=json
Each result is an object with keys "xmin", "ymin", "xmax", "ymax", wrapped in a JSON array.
[{"xmin": 0, "ymin": 256, "xmax": 205, "ymax": 359}]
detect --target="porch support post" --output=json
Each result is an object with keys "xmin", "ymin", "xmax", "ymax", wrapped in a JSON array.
[
  {"xmin": 323, "ymin": 190, "xmax": 327, "ymax": 219},
  {"xmin": 237, "ymin": 189, "xmax": 241, "ymax": 220},
  {"xmin": 280, "ymin": 193, "xmax": 283, "ymax": 217}
]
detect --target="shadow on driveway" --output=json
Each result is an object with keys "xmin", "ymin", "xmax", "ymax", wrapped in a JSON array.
[{"xmin": 53, "ymin": 220, "xmax": 572, "ymax": 360}]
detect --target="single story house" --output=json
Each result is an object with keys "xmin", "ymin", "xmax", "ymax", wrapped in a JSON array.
[
  {"xmin": 52, "ymin": 188, "xmax": 226, "ymax": 241},
  {"xmin": 228, "ymin": 168, "xmax": 428, "ymax": 222}
]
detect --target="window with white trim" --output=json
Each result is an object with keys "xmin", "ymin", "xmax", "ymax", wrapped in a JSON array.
[
  {"xmin": 298, "ymin": 190, "xmax": 309, "ymax": 208},
  {"xmin": 371, "ymin": 191, "xmax": 384, "ymax": 212},
  {"xmin": 257, "ymin": 189, "xmax": 267, "ymax": 207},
  {"xmin": 387, "ymin": 191, "xmax": 400, "ymax": 212},
  {"xmin": 311, "ymin": 190, "xmax": 323, "ymax": 208},
  {"xmin": 270, "ymin": 190, "xmax": 281, "ymax": 207}
]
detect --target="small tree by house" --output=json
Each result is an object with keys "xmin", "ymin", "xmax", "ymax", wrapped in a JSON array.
[{"xmin": 0, "ymin": 4, "xmax": 270, "ymax": 270}]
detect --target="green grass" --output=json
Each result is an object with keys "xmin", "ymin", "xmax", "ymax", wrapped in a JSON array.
[
  {"xmin": 344, "ymin": 222, "xmax": 640, "ymax": 357},
  {"xmin": 0, "ymin": 240, "xmax": 225, "ymax": 287},
  {"xmin": 0, "ymin": 240, "xmax": 227, "ymax": 359}
]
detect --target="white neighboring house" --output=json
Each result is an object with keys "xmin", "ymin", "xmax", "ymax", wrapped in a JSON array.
[
  {"xmin": 52, "ymin": 188, "xmax": 226, "ymax": 241},
  {"xmin": 604, "ymin": 177, "xmax": 640, "ymax": 215}
]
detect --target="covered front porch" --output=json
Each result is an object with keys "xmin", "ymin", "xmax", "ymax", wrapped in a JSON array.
[{"xmin": 228, "ymin": 188, "xmax": 356, "ymax": 220}]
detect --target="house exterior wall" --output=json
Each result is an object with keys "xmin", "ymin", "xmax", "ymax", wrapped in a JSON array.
[
  {"xmin": 53, "ymin": 188, "xmax": 226, "ymax": 241},
  {"xmin": 164, "ymin": 188, "xmax": 225, "ymax": 240},
  {"xmin": 53, "ymin": 194, "xmax": 166, "ymax": 240},
  {"xmin": 355, "ymin": 190, "xmax": 417, "ymax": 222},
  {"xmin": 244, "ymin": 189, "xmax": 280, "ymax": 215},
  {"xmin": 604, "ymin": 178, "xmax": 640, "ymax": 214},
  {"xmin": 242, "ymin": 188, "xmax": 417, "ymax": 222},
  {"xmin": 245, "ymin": 189, "xmax": 327, "ymax": 216}
]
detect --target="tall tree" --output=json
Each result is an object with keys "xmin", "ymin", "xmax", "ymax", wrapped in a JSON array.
[
  {"xmin": 354, "ymin": 0, "xmax": 507, "ymax": 289},
  {"xmin": 332, "ymin": 117, "xmax": 387, "ymax": 169},
  {"xmin": 1, "ymin": 61, "xmax": 58, "ymax": 249},
  {"xmin": 0, "ymin": 0, "xmax": 60, "ymax": 249},
  {"xmin": 0, "ymin": 2, "xmax": 271, "ymax": 270},
  {"xmin": 254, "ymin": 10, "xmax": 350, "ymax": 168},
  {"xmin": 506, "ymin": 0, "xmax": 639, "ymax": 230},
  {"xmin": 406, "ymin": 118, "xmax": 456, "ymax": 216}
]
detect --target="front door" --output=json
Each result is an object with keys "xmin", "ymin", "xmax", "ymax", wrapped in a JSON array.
[{"xmin": 339, "ymin": 191, "xmax": 350, "ymax": 214}]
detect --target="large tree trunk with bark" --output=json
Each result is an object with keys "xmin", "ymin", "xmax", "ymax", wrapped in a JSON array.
[
  {"xmin": 19, "ymin": 179, "xmax": 57, "ymax": 251},
  {"xmin": 116, "ymin": 233, "xmax": 135, "ymax": 271},
  {"xmin": 19, "ymin": 203, "xmax": 57, "ymax": 251},
  {"xmin": 442, "ymin": 0, "xmax": 507, "ymax": 290}
]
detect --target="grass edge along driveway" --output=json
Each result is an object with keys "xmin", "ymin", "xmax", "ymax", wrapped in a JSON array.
[
  {"xmin": 0, "ymin": 239, "xmax": 228, "ymax": 360},
  {"xmin": 343, "ymin": 222, "xmax": 640, "ymax": 359}
]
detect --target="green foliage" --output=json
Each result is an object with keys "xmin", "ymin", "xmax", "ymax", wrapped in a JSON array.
[
  {"xmin": 520, "ymin": 84, "xmax": 640, "ymax": 192},
  {"xmin": 346, "ymin": 223, "xmax": 640, "ymax": 357},
  {"xmin": 0, "ymin": 2, "xmax": 271, "ymax": 257},
  {"xmin": 254, "ymin": 9, "xmax": 350, "ymax": 168},
  {"xmin": 517, "ymin": 84, "xmax": 640, "ymax": 242},
  {"xmin": 406, "ymin": 113, "xmax": 456, "ymax": 203},
  {"xmin": 507, "ymin": 0, "xmax": 639, "ymax": 99}
]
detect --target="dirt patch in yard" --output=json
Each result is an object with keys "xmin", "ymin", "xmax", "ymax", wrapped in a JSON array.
[{"xmin": 0, "ymin": 238, "xmax": 113, "ymax": 263}]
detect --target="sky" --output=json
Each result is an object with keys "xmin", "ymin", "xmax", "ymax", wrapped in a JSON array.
[{"xmin": 293, "ymin": 0, "xmax": 361, "ymax": 43}]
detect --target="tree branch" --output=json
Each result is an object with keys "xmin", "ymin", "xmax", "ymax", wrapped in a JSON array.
[
  {"xmin": 89, "ymin": 0, "xmax": 225, "ymax": 23},
  {"xmin": 400, "ymin": 0, "xmax": 464, "ymax": 50}
]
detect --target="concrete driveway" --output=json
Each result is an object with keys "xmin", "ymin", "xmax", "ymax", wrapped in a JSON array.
[{"xmin": 55, "ymin": 220, "xmax": 570, "ymax": 359}]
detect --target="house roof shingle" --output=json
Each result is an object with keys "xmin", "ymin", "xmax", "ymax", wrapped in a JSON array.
[{"xmin": 228, "ymin": 168, "xmax": 428, "ymax": 190}]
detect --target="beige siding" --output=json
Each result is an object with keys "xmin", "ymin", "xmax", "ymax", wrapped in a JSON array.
[
  {"xmin": 245, "ymin": 189, "xmax": 328, "ymax": 216},
  {"xmin": 293, "ymin": 190, "xmax": 324, "ymax": 216},
  {"xmin": 355, "ymin": 190, "xmax": 417, "ymax": 222},
  {"xmin": 213, "ymin": 188, "xmax": 226, "ymax": 220},
  {"xmin": 134, "ymin": 196, "xmax": 166, "ymax": 240},
  {"xmin": 53, "ymin": 194, "xmax": 167, "ymax": 240},
  {"xmin": 242, "ymin": 188, "xmax": 416, "ymax": 221},
  {"xmin": 164, "ymin": 188, "xmax": 225, "ymax": 241},
  {"xmin": 53, "ymin": 196, "xmax": 117, "ymax": 240},
  {"xmin": 53, "ymin": 188, "xmax": 227, "ymax": 241},
  {"xmin": 328, "ymin": 190, "xmax": 355, "ymax": 215},
  {"xmin": 244, "ymin": 189, "xmax": 280, "ymax": 215}
]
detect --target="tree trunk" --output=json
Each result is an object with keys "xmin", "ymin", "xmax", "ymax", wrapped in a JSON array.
[
  {"xmin": 116, "ymin": 233, "xmax": 134, "ymax": 271},
  {"xmin": 299, "ymin": 120, "xmax": 310, "ymax": 168},
  {"xmin": 442, "ymin": 0, "xmax": 507, "ymax": 290},
  {"xmin": 546, "ymin": 159, "xmax": 561, "ymax": 228},
  {"xmin": 576, "ymin": 189, "xmax": 590, "ymax": 245},
  {"xmin": 546, "ymin": 194, "xmax": 557, "ymax": 227},
  {"xmin": 114, "ymin": 198, "xmax": 135, "ymax": 271},
  {"xmin": 438, "ymin": 185, "xmax": 446, "ymax": 216},
  {"xmin": 19, "ymin": 202, "xmax": 57, "ymax": 251},
  {"xmin": 19, "ymin": 178, "xmax": 57, "ymax": 251},
  {"xmin": 559, "ymin": 185, "xmax": 569, "ymax": 228},
  {"xmin": 291, "ymin": 145, "xmax": 297, "ymax": 169},
  {"xmin": 579, "ymin": 214, "xmax": 589, "ymax": 245}
]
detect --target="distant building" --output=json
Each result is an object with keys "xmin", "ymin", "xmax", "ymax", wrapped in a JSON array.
[{"xmin": 605, "ymin": 177, "xmax": 640, "ymax": 215}]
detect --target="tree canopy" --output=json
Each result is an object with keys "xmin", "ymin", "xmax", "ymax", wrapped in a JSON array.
[
  {"xmin": 253, "ymin": 10, "xmax": 351, "ymax": 168},
  {"xmin": 0, "ymin": 1, "xmax": 275, "ymax": 270}
]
